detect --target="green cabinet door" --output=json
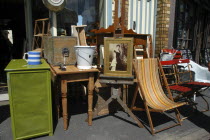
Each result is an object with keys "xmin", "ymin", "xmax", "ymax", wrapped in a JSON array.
[{"xmin": 5, "ymin": 59, "xmax": 53, "ymax": 140}]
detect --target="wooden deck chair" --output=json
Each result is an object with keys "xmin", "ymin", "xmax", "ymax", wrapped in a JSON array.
[
  {"xmin": 131, "ymin": 58, "xmax": 186, "ymax": 135},
  {"xmin": 160, "ymin": 59, "xmax": 210, "ymax": 112}
]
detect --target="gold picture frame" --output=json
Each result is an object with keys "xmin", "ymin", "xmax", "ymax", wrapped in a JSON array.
[{"xmin": 104, "ymin": 37, "xmax": 133, "ymax": 77}]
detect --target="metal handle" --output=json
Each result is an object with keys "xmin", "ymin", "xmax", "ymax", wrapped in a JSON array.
[
  {"xmin": 133, "ymin": 21, "xmax": 136, "ymax": 30},
  {"xmin": 23, "ymin": 53, "xmax": 28, "ymax": 62},
  {"xmin": 62, "ymin": 48, "xmax": 69, "ymax": 57}
]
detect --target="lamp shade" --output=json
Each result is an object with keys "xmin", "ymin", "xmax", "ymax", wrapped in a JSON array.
[{"xmin": 42, "ymin": 0, "xmax": 66, "ymax": 12}]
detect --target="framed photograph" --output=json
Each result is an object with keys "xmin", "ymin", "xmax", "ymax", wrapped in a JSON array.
[{"xmin": 104, "ymin": 37, "xmax": 133, "ymax": 77}]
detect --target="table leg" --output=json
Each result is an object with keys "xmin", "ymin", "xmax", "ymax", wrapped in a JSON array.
[
  {"xmin": 61, "ymin": 80, "xmax": 68, "ymax": 130},
  {"xmin": 55, "ymin": 77, "xmax": 60, "ymax": 119},
  {"xmin": 88, "ymin": 73, "xmax": 94, "ymax": 126}
]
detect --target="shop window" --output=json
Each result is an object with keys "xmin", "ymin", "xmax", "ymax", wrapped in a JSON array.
[{"xmin": 57, "ymin": 0, "xmax": 99, "ymax": 35}]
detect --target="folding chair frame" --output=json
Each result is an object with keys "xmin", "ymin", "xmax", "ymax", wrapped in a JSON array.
[{"xmin": 131, "ymin": 58, "xmax": 186, "ymax": 135}]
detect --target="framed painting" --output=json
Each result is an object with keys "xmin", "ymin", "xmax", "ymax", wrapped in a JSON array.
[{"xmin": 104, "ymin": 37, "xmax": 133, "ymax": 77}]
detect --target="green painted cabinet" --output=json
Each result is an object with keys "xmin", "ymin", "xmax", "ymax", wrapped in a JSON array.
[{"xmin": 5, "ymin": 59, "xmax": 53, "ymax": 140}]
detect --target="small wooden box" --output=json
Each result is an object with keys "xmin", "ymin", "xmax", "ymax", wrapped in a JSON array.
[{"xmin": 43, "ymin": 36, "xmax": 77, "ymax": 66}]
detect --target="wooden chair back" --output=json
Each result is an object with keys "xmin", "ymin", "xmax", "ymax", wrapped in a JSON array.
[{"xmin": 132, "ymin": 58, "xmax": 186, "ymax": 134}]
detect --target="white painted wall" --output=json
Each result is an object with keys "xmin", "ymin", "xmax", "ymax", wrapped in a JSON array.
[
  {"xmin": 99, "ymin": 0, "xmax": 157, "ymax": 53},
  {"xmin": 128, "ymin": 0, "xmax": 157, "ymax": 35},
  {"xmin": 99, "ymin": 0, "xmax": 113, "ymax": 28},
  {"xmin": 128, "ymin": 0, "xmax": 157, "ymax": 50}
]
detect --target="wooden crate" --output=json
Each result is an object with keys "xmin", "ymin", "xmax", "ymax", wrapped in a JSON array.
[{"xmin": 43, "ymin": 36, "xmax": 77, "ymax": 66}]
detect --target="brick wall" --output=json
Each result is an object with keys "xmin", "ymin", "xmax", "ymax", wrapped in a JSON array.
[{"xmin": 155, "ymin": 0, "xmax": 171, "ymax": 57}]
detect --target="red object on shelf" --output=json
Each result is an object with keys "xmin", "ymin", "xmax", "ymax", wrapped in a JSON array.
[{"xmin": 160, "ymin": 59, "xmax": 190, "ymax": 65}]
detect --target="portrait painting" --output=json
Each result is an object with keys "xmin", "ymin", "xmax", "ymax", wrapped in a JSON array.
[{"xmin": 104, "ymin": 37, "xmax": 133, "ymax": 77}]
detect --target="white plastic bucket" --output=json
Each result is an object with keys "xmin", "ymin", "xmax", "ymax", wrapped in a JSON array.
[{"xmin": 74, "ymin": 46, "xmax": 96, "ymax": 69}]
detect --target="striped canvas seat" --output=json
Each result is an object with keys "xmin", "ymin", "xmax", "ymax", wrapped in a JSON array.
[
  {"xmin": 137, "ymin": 58, "xmax": 186, "ymax": 111},
  {"xmin": 132, "ymin": 58, "xmax": 186, "ymax": 135}
]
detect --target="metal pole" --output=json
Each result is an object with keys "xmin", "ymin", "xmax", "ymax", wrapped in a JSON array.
[
  {"xmin": 49, "ymin": 11, "xmax": 57, "ymax": 36},
  {"xmin": 24, "ymin": 0, "xmax": 33, "ymax": 51}
]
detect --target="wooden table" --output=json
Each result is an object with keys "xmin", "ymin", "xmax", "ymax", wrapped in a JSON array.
[{"xmin": 51, "ymin": 65, "xmax": 98, "ymax": 130}]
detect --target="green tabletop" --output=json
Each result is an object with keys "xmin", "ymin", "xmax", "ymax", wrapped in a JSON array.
[{"xmin": 5, "ymin": 59, "xmax": 50, "ymax": 71}]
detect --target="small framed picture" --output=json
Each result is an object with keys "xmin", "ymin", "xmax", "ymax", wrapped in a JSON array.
[{"xmin": 104, "ymin": 37, "xmax": 133, "ymax": 77}]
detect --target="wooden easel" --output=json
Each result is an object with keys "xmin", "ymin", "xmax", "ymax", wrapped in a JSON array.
[
  {"xmin": 93, "ymin": 75, "xmax": 144, "ymax": 128},
  {"xmin": 113, "ymin": 0, "xmax": 125, "ymax": 38},
  {"xmin": 93, "ymin": 0, "xmax": 144, "ymax": 128},
  {"xmin": 90, "ymin": 0, "xmax": 131, "ymax": 38}
]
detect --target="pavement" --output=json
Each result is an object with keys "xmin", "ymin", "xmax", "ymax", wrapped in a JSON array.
[{"xmin": 0, "ymin": 88, "xmax": 210, "ymax": 140}]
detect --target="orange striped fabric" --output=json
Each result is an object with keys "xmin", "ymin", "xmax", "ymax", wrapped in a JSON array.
[{"xmin": 135, "ymin": 58, "xmax": 186, "ymax": 111}]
